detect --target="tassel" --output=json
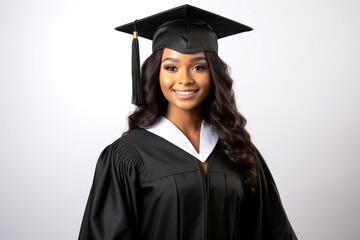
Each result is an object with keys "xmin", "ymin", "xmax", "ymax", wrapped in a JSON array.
[{"xmin": 131, "ymin": 21, "xmax": 144, "ymax": 106}]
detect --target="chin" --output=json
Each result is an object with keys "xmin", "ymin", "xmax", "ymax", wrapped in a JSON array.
[{"xmin": 172, "ymin": 102, "xmax": 201, "ymax": 111}]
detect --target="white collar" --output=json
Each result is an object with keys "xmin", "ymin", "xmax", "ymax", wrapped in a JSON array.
[{"xmin": 144, "ymin": 116, "xmax": 219, "ymax": 162}]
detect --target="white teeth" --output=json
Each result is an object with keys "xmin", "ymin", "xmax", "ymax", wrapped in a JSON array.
[{"xmin": 174, "ymin": 90, "xmax": 196, "ymax": 95}]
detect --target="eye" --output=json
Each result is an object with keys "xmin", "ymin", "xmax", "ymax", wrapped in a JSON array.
[
  {"xmin": 192, "ymin": 65, "xmax": 206, "ymax": 71},
  {"xmin": 163, "ymin": 65, "xmax": 177, "ymax": 71}
]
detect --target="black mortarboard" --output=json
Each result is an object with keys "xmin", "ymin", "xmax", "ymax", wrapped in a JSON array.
[{"xmin": 115, "ymin": 4, "xmax": 252, "ymax": 106}]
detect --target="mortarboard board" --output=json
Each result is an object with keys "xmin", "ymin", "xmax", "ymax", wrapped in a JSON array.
[{"xmin": 115, "ymin": 4, "xmax": 252, "ymax": 106}]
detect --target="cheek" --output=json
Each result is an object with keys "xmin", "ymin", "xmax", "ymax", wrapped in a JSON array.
[
  {"xmin": 159, "ymin": 70, "xmax": 173, "ymax": 97},
  {"xmin": 200, "ymin": 74, "xmax": 211, "ymax": 95}
]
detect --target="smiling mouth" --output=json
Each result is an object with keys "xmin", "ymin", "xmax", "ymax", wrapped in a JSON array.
[{"xmin": 172, "ymin": 89, "xmax": 199, "ymax": 99}]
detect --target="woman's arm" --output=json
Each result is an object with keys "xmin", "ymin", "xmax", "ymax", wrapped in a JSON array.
[
  {"xmin": 79, "ymin": 138, "xmax": 142, "ymax": 240},
  {"xmin": 244, "ymin": 144, "xmax": 298, "ymax": 240}
]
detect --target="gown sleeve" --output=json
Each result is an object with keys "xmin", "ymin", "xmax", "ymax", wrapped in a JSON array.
[
  {"xmin": 79, "ymin": 137, "xmax": 143, "ymax": 240},
  {"xmin": 244, "ymin": 144, "xmax": 298, "ymax": 240}
]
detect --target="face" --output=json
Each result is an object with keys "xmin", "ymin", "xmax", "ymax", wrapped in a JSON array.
[{"xmin": 159, "ymin": 48, "xmax": 211, "ymax": 112}]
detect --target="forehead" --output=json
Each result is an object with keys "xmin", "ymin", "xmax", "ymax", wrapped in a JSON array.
[{"xmin": 161, "ymin": 48, "xmax": 206, "ymax": 61}]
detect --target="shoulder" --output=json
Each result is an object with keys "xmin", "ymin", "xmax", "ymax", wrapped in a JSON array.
[
  {"xmin": 105, "ymin": 131, "xmax": 142, "ymax": 161},
  {"xmin": 97, "ymin": 129, "xmax": 148, "ymax": 181}
]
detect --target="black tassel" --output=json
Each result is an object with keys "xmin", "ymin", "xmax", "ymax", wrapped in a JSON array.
[{"xmin": 131, "ymin": 23, "xmax": 143, "ymax": 106}]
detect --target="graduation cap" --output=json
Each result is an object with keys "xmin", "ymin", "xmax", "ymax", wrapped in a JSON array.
[{"xmin": 115, "ymin": 4, "xmax": 252, "ymax": 106}]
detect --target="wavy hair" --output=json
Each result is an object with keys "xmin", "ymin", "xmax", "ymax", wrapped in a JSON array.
[{"xmin": 123, "ymin": 49, "xmax": 258, "ymax": 193}]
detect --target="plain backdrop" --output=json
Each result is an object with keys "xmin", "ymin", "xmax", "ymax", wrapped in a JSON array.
[{"xmin": 1, "ymin": 0, "xmax": 359, "ymax": 239}]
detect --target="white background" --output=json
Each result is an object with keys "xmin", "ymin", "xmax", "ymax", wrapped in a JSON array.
[{"xmin": 1, "ymin": 0, "xmax": 359, "ymax": 239}]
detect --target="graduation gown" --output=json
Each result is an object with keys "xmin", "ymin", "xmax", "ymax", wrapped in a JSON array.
[{"xmin": 79, "ymin": 127, "xmax": 297, "ymax": 240}]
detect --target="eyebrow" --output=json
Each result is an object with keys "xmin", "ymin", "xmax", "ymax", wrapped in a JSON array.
[
  {"xmin": 162, "ymin": 56, "xmax": 208, "ymax": 63},
  {"xmin": 162, "ymin": 57, "xmax": 179, "ymax": 63},
  {"xmin": 190, "ymin": 57, "xmax": 207, "ymax": 62}
]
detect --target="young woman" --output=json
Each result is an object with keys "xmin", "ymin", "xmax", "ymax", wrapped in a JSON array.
[{"xmin": 79, "ymin": 5, "xmax": 297, "ymax": 240}]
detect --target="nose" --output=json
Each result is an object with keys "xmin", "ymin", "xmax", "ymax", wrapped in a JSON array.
[{"xmin": 177, "ymin": 69, "xmax": 194, "ymax": 85}]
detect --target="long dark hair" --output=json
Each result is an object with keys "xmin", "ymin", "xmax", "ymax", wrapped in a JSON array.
[{"xmin": 123, "ymin": 49, "xmax": 258, "ymax": 193}]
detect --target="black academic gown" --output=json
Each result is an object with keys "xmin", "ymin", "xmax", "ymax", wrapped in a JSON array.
[{"xmin": 79, "ymin": 128, "xmax": 297, "ymax": 240}]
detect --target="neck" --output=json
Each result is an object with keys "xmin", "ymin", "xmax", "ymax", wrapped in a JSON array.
[{"xmin": 164, "ymin": 105, "xmax": 202, "ymax": 135}]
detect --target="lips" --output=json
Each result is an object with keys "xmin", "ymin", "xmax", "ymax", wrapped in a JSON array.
[
  {"xmin": 172, "ymin": 89, "xmax": 199, "ymax": 99},
  {"xmin": 173, "ymin": 89, "xmax": 198, "ymax": 94}
]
